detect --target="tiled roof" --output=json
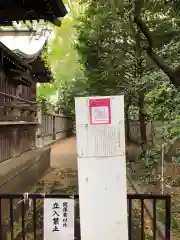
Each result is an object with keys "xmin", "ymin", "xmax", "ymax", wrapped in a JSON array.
[{"xmin": 0, "ymin": 0, "xmax": 67, "ymax": 26}]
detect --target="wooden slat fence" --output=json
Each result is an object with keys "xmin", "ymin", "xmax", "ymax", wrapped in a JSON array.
[{"xmin": 39, "ymin": 113, "xmax": 72, "ymax": 147}]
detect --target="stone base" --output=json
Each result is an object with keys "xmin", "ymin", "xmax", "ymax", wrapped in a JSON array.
[{"xmin": 0, "ymin": 146, "xmax": 50, "ymax": 193}]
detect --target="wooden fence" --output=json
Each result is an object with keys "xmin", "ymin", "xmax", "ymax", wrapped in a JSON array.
[
  {"xmin": 0, "ymin": 125, "xmax": 36, "ymax": 162},
  {"xmin": 36, "ymin": 109, "xmax": 72, "ymax": 148},
  {"xmin": 129, "ymin": 120, "xmax": 167, "ymax": 145},
  {"xmin": 0, "ymin": 108, "xmax": 72, "ymax": 163},
  {"xmin": 129, "ymin": 120, "xmax": 153, "ymax": 144}
]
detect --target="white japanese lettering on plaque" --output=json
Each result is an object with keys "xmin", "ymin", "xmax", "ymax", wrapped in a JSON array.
[{"xmin": 44, "ymin": 198, "xmax": 74, "ymax": 240}]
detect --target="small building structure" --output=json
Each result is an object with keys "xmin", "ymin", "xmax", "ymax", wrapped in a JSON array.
[
  {"xmin": 0, "ymin": 40, "xmax": 52, "ymax": 162},
  {"xmin": 0, "ymin": 0, "xmax": 67, "ymax": 163},
  {"xmin": 0, "ymin": 0, "xmax": 68, "ymax": 194}
]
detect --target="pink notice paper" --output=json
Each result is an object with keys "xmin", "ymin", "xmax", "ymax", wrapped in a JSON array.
[{"xmin": 89, "ymin": 98, "xmax": 111, "ymax": 125}]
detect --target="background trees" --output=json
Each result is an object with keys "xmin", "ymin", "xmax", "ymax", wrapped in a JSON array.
[{"xmin": 37, "ymin": 0, "xmax": 180, "ymax": 155}]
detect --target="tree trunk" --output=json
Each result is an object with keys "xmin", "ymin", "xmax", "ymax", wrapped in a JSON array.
[
  {"xmin": 134, "ymin": 26, "xmax": 147, "ymax": 153},
  {"xmin": 138, "ymin": 93, "xmax": 147, "ymax": 151}
]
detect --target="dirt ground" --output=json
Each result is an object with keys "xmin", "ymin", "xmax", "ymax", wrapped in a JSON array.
[
  {"xmin": 38, "ymin": 136, "xmax": 78, "ymax": 194},
  {"xmin": 51, "ymin": 136, "xmax": 77, "ymax": 169}
]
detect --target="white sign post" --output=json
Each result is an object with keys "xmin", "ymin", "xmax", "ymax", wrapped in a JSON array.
[
  {"xmin": 75, "ymin": 95, "xmax": 128, "ymax": 240},
  {"xmin": 43, "ymin": 198, "xmax": 74, "ymax": 240}
]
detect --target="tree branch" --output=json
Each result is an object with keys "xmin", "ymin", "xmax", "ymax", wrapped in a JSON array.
[
  {"xmin": 134, "ymin": 0, "xmax": 144, "ymax": 17},
  {"xmin": 147, "ymin": 48, "xmax": 175, "ymax": 82},
  {"xmin": 134, "ymin": 16, "xmax": 153, "ymax": 48},
  {"xmin": 133, "ymin": 0, "xmax": 180, "ymax": 87}
]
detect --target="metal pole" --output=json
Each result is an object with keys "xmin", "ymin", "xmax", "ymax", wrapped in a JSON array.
[{"xmin": 161, "ymin": 143, "xmax": 165, "ymax": 194}]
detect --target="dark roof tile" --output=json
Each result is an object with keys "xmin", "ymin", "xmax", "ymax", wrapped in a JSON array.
[{"xmin": 0, "ymin": 0, "xmax": 67, "ymax": 26}]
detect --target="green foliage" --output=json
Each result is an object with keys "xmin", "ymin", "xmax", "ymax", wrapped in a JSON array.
[
  {"xmin": 37, "ymin": 1, "xmax": 86, "ymax": 116},
  {"xmin": 37, "ymin": 83, "xmax": 56, "ymax": 102},
  {"xmin": 172, "ymin": 148, "xmax": 180, "ymax": 165},
  {"xmin": 146, "ymin": 84, "xmax": 180, "ymax": 143},
  {"xmin": 76, "ymin": 0, "xmax": 129, "ymax": 96},
  {"xmin": 141, "ymin": 147, "xmax": 160, "ymax": 169}
]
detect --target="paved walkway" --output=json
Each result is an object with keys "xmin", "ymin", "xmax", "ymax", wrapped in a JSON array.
[{"xmin": 39, "ymin": 136, "xmax": 141, "ymax": 239}]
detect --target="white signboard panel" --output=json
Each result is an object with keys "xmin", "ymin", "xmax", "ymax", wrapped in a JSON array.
[
  {"xmin": 44, "ymin": 198, "xmax": 74, "ymax": 240},
  {"xmin": 75, "ymin": 95, "xmax": 128, "ymax": 240},
  {"xmin": 77, "ymin": 124, "xmax": 125, "ymax": 157},
  {"xmin": 78, "ymin": 156, "xmax": 128, "ymax": 240}
]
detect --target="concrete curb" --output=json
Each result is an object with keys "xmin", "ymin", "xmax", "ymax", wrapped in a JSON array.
[{"xmin": 127, "ymin": 172, "xmax": 169, "ymax": 240}]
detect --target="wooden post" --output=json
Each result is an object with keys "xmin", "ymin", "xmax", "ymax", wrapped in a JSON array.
[
  {"xmin": 12, "ymin": 127, "xmax": 20, "ymax": 157},
  {"xmin": 52, "ymin": 115, "xmax": 56, "ymax": 140},
  {"xmin": 67, "ymin": 118, "xmax": 73, "ymax": 137},
  {"xmin": 36, "ymin": 105, "xmax": 43, "ymax": 148}
]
